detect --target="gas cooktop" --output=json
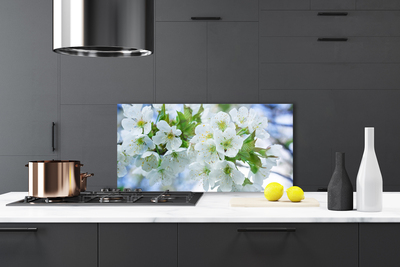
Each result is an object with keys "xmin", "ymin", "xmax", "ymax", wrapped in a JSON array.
[{"xmin": 6, "ymin": 189, "xmax": 203, "ymax": 206}]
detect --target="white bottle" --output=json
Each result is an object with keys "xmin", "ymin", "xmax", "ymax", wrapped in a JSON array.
[{"xmin": 356, "ymin": 127, "xmax": 383, "ymax": 212}]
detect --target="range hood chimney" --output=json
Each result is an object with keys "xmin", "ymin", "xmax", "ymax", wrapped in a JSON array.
[{"xmin": 53, "ymin": 0, "xmax": 154, "ymax": 57}]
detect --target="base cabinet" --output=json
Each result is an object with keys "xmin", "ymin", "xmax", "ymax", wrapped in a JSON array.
[
  {"xmin": 99, "ymin": 224, "xmax": 178, "ymax": 267},
  {"xmin": 360, "ymin": 224, "xmax": 400, "ymax": 267},
  {"xmin": 178, "ymin": 223, "xmax": 358, "ymax": 267},
  {"xmin": 0, "ymin": 223, "xmax": 97, "ymax": 267}
]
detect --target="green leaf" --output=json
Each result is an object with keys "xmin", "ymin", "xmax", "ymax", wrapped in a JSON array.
[
  {"xmin": 156, "ymin": 104, "xmax": 167, "ymax": 123},
  {"xmin": 192, "ymin": 104, "xmax": 204, "ymax": 123},
  {"xmin": 183, "ymin": 105, "xmax": 193, "ymax": 120},
  {"xmin": 242, "ymin": 178, "xmax": 253, "ymax": 186},
  {"xmin": 177, "ymin": 111, "xmax": 188, "ymax": 130}
]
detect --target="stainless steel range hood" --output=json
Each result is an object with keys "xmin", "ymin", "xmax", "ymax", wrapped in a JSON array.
[{"xmin": 53, "ymin": 0, "xmax": 154, "ymax": 57}]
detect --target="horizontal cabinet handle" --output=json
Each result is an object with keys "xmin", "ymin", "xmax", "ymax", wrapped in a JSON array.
[
  {"xmin": 318, "ymin": 12, "xmax": 348, "ymax": 16},
  {"xmin": 191, "ymin": 17, "xmax": 221, "ymax": 20},
  {"xmin": 0, "ymin": 228, "xmax": 38, "ymax": 232},
  {"xmin": 237, "ymin": 228, "xmax": 296, "ymax": 232},
  {"xmin": 318, "ymin": 38, "xmax": 348, "ymax": 42}
]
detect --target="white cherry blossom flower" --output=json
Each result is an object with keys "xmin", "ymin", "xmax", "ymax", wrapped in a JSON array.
[
  {"xmin": 135, "ymin": 151, "xmax": 160, "ymax": 172},
  {"xmin": 200, "ymin": 107, "xmax": 214, "ymax": 124},
  {"xmin": 147, "ymin": 165, "xmax": 176, "ymax": 186},
  {"xmin": 195, "ymin": 139, "xmax": 224, "ymax": 164},
  {"xmin": 214, "ymin": 128, "xmax": 243, "ymax": 158},
  {"xmin": 229, "ymin": 107, "xmax": 251, "ymax": 128},
  {"xmin": 121, "ymin": 105, "xmax": 153, "ymax": 135},
  {"xmin": 187, "ymin": 142, "xmax": 198, "ymax": 162},
  {"xmin": 248, "ymin": 109, "xmax": 270, "ymax": 139},
  {"xmin": 122, "ymin": 133, "xmax": 155, "ymax": 156},
  {"xmin": 117, "ymin": 161, "xmax": 128, "ymax": 177},
  {"xmin": 161, "ymin": 148, "xmax": 190, "ymax": 174},
  {"xmin": 209, "ymin": 161, "xmax": 245, "ymax": 192},
  {"xmin": 152, "ymin": 120, "xmax": 182, "ymax": 150},
  {"xmin": 191, "ymin": 124, "xmax": 214, "ymax": 144},
  {"xmin": 188, "ymin": 162, "xmax": 215, "ymax": 191},
  {"xmin": 232, "ymin": 183, "xmax": 263, "ymax": 192},
  {"xmin": 153, "ymin": 104, "xmax": 178, "ymax": 119},
  {"xmin": 210, "ymin": 111, "xmax": 235, "ymax": 132},
  {"xmin": 249, "ymin": 145, "xmax": 281, "ymax": 185},
  {"xmin": 122, "ymin": 104, "xmax": 143, "ymax": 119}
]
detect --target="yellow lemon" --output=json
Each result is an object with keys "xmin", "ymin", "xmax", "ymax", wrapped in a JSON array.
[
  {"xmin": 287, "ymin": 186, "xmax": 305, "ymax": 202},
  {"xmin": 264, "ymin": 182, "xmax": 284, "ymax": 201}
]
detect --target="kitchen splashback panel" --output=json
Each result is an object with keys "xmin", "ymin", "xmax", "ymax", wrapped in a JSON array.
[{"xmin": 117, "ymin": 104, "xmax": 293, "ymax": 192}]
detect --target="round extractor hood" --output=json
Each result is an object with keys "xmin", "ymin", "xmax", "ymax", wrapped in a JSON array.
[{"xmin": 53, "ymin": 0, "xmax": 154, "ymax": 57}]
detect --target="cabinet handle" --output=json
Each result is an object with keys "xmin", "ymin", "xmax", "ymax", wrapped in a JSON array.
[
  {"xmin": 52, "ymin": 122, "xmax": 56, "ymax": 152},
  {"xmin": 191, "ymin": 17, "xmax": 221, "ymax": 20},
  {"xmin": 0, "ymin": 228, "xmax": 38, "ymax": 232},
  {"xmin": 318, "ymin": 38, "xmax": 348, "ymax": 42},
  {"xmin": 237, "ymin": 228, "xmax": 296, "ymax": 232},
  {"xmin": 318, "ymin": 12, "xmax": 348, "ymax": 16}
]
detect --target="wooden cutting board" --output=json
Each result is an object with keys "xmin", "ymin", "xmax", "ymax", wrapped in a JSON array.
[{"xmin": 230, "ymin": 197, "xmax": 320, "ymax": 207}]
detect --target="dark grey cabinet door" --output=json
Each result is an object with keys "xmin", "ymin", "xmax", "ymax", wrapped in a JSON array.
[
  {"xmin": 208, "ymin": 22, "xmax": 258, "ymax": 102},
  {"xmin": 178, "ymin": 223, "xmax": 358, "ymax": 267},
  {"xmin": 0, "ymin": 223, "xmax": 97, "ymax": 267},
  {"xmin": 359, "ymin": 224, "xmax": 400, "ymax": 267},
  {"xmin": 155, "ymin": 22, "xmax": 208, "ymax": 103},
  {"xmin": 0, "ymin": 0, "xmax": 57, "ymax": 156},
  {"xmin": 99, "ymin": 224, "xmax": 177, "ymax": 267}
]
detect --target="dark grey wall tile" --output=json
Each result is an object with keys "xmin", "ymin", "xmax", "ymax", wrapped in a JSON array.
[
  {"xmin": 260, "ymin": 63, "xmax": 400, "ymax": 90},
  {"xmin": 156, "ymin": 0, "xmax": 258, "ymax": 21},
  {"xmin": 208, "ymin": 22, "xmax": 258, "ymax": 103},
  {"xmin": 330, "ymin": 90, "xmax": 400, "ymax": 191},
  {"xmin": 60, "ymin": 56, "xmax": 154, "ymax": 105},
  {"xmin": 260, "ymin": 37, "xmax": 400, "ymax": 63},
  {"xmin": 260, "ymin": 90, "xmax": 335, "ymax": 189},
  {"xmin": 357, "ymin": 0, "xmax": 400, "ymax": 10},
  {"xmin": 60, "ymin": 105, "xmax": 116, "ymax": 190},
  {"xmin": 311, "ymin": 0, "xmax": 355, "ymax": 10},
  {"xmin": 260, "ymin": 0, "xmax": 310, "ymax": 10},
  {"xmin": 155, "ymin": 22, "xmax": 208, "ymax": 102}
]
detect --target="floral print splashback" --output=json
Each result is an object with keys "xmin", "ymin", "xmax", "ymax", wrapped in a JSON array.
[{"xmin": 117, "ymin": 104, "xmax": 293, "ymax": 192}]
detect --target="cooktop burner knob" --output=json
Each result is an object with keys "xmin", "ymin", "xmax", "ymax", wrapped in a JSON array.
[
  {"xmin": 101, "ymin": 188, "xmax": 111, "ymax": 192},
  {"xmin": 133, "ymin": 188, "xmax": 142, "ymax": 192},
  {"xmin": 123, "ymin": 188, "xmax": 132, "ymax": 192}
]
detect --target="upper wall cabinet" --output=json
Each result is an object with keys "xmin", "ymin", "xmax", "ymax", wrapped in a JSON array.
[
  {"xmin": 0, "ymin": 0, "xmax": 57, "ymax": 156},
  {"xmin": 357, "ymin": 0, "xmax": 400, "ymax": 10},
  {"xmin": 156, "ymin": 0, "xmax": 258, "ymax": 21},
  {"xmin": 155, "ymin": 0, "xmax": 259, "ymax": 103},
  {"xmin": 260, "ymin": 0, "xmax": 356, "ymax": 10}
]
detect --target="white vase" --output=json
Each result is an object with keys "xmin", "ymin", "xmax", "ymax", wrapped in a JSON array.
[{"xmin": 356, "ymin": 127, "xmax": 383, "ymax": 212}]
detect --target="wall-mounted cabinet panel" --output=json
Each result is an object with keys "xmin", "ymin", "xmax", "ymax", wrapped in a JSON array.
[
  {"xmin": 0, "ymin": 0, "xmax": 57, "ymax": 156},
  {"xmin": 60, "ymin": 57, "xmax": 154, "ymax": 105},
  {"xmin": 260, "ymin": 0, "xmax": 310, "ymax": 10},
  {"xmin": 260, "ymin": 63, "xmax": 400, "ymax": 90},
  {"xmin": 260, "ymin": 90, "xmax": 334, "ymax": 189},
  {"xmin": 60, "ymin": 105, "xmax": 116, "ymax": 190},
  {"xmin": 357, "ymin": 0, "xmax": 400, "ymax": 10},
  {"xmin": 156, "ymin": 0, "xmax": 258, "ymax": 21},
  {"xmin": 178, "ymin": 223, "xmax": 358, "ymax": 267},
  {"xmin": 0, "ymin": 223, "xmax": 97, "ymax": 267},
  {"xmin": 260, "ymin": 37, "xmax": 400, "ymax": 63},
  {"xmin": 155, "ymin": 22, "xmax": 207, "ymax": 103},
  {"xmin": 311, "ymin": 0, "xmax": 355, "ymax": 10},
  {"xmin": 208, "ymin": 22, "xmax": 258, "ymax": 102},
  {"xmin": 360, "ymin": 224, "xmax": 400, "ymax": 267},
  {"xmin": 0, "ymin": 156, "xmax": 58, "ymax": 194},
  {"xmin": 99, "ymin": 224, "xmax": 177, "ymax": 267},
  {"xmin": 260, "ymin": 11, "xmax": 400, "ymax": 36},
  {"xmin": 330, "ymin": 90, "xmax": 400, "ymax": 191}
]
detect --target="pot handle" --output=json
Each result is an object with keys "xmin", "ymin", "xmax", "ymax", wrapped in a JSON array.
[{"xmin": 25, "ymin": 164, "xmax": 28, "ymax": 167}]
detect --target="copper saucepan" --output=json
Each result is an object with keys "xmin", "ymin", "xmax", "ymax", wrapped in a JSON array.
[{"xmin": 26, "ymin": 160, "xmax": 94, "ymax": 198}]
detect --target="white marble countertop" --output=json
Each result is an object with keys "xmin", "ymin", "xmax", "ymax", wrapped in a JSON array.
[{"xmin": 1, "ymin": 192, "xmax": 400, "ymax": 223}]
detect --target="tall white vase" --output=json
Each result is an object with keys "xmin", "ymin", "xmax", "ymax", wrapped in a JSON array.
[{"xmin": 356, "ymin": 127, "xmax": 383, "ymax": 212}]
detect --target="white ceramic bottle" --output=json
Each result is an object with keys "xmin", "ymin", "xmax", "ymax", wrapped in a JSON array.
[{"xmin": 356, "ymin": 127, "xmax": 383, "ymax": 212}]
